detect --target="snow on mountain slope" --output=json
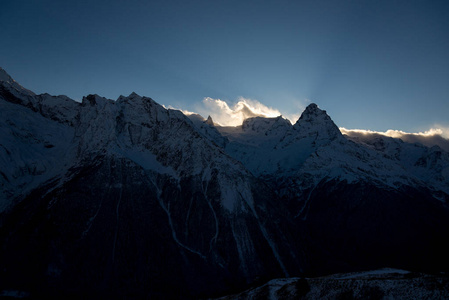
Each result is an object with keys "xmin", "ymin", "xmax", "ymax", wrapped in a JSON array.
[
  {"xmin": 0, "ymin": 67, "xmax": 289, "ymax": 219},
  {"xmin": 0, "ymin": 69, "xmax": 305, "ymax": 298},
  {"xmin": 215, "ymin": 103, "xmax": 449, "ymax": 201},
  {"xmin": 345, "ymin": 133, "xmax": 449, "ymax": 196},
  {"xmin": 292, "ymin": 103, "xmax": 341, "ymax": 141},
  {"xmin": 218, "ymin": 118, "xmax": 314, "ymax": 176},
  {"xmin": 219, "ymin": 116, "xmax": 291, "ymax": 146},
  {"xmin": 186, "ymin": 113, "xmax": 228, "ymax": 148},
  {"xmin": 1, "ymin": 67, "xmax": 449, "ymax": 298},
  {"xmin": 0, "ymin": 73, "xmax": 79, "ymax": 212},
  {"xmin": 0, "ymin": 99, "xmax": 76, "ymax": 211},
  {"xmin": 0, "ymin": 67, "xmax": 35, "ymax": 97},
  {"xmin": 0, "ymin": 75, "xmax": 254, "ymax": 213}
]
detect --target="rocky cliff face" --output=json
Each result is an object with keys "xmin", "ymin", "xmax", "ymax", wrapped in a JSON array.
[{"xmin": 1, "ymin": 67, "xmax": 448, "ymax": 298}]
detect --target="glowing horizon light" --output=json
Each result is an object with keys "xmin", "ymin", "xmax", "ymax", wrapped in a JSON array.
[
  {"xmin": 195, "ymin": 97, "xmax": 283, "ymax": 126},
  {"xmin": 188, "ymin": 97, "xmax": 303, "ymax": 126}
]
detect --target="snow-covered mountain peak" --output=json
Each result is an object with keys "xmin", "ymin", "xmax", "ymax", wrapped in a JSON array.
[
  {"xmin": 242, "ymin": 116, "xmax": 291, "ymax": 134},
  {"xmin": 293, "ymin": 103, "xmax": 342, "ymax": 141},
  {"xmin": 0, "ymin": 67, "xmax": 35, "ymax": 96},
  {"xmin": 301, "ymin": 102, "xmax": 319, "ymax": 112},
  {"xmin": 295, "ymin": 103, "xmax": 333, "ymax": 126},
  {"xmin": 81, "ymin": 94, "xmax": 113, "ymax": 108},
  {"xmin": 116, "ymin": 92, "xmax": 146, "ymax": 105},
  {"xmin": 128, "ymin": 91, "xmax": 141, "ymax": 99}
]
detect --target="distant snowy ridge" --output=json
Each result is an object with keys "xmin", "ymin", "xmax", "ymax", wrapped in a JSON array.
[
  {"xmin": 341, "ymin": 127, "xmax": 449, "ymax": 151},
  {"xmin": 192, "ymin": 102, "xmax": 449, "ymax": 201}
]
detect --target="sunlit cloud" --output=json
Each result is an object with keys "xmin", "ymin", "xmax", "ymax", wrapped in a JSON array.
[
  {"xmin": 195, "ymin": 97, "xmax": 284, "ymax": 126},
  {"xmin": 164, "ymin": 104, "xmax": 198, "ymax": 117},
  {"xmin": 191, "ymin": 97, "xmax": 309, "ymax": 126},
  {"xmin": 340, "ymin": 127, "xmax": 449, "ymax": 151},
  {"xmin": 433, "ymin": 124, "xmax": 449, "ymax": 139}
]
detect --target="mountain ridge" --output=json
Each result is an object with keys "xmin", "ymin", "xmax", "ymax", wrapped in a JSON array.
[{"xmin": 1, "ymin": 68, "xmax": 448, "ymax": 298}]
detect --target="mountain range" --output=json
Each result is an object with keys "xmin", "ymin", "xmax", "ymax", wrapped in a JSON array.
[{"xmin": 1, "ymin": 67, "xmax": 448, "ymax": 299}]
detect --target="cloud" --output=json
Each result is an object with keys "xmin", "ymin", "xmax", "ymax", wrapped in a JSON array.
[
  {"xmin": 433, "ymin": 125, "xmax": 449, "ymax": 139},
  {"xmin": 164, "ymin": 104, "xmax": 198, "ymax": 117},
  {"xmin": 195, "ymin": 97, "xmax": 285, "ymax": 126},
  {"xmin": 340, "ymin": 127, "xmax": 449, "ymax": 151}
]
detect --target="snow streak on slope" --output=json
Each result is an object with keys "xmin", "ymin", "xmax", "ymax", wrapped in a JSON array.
[
  {"xmin": 213, "ymin": 104, "xmax": 449, "ymax": 200},
  {"xmin": 0, "ymin": 96, "xmax": 77, "ymax": 211}
]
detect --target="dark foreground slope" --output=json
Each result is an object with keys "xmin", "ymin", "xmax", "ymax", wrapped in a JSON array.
[
  {"xmin": 296, "ymin": 180, "xmax": 449, "ymax": 276},
  {"xmin": 0, "ymin": 157, "xmax": 302, "ymax": 298}
]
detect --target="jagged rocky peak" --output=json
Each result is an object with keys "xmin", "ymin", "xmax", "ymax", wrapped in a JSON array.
[
  {"xmin": 128, "ymin": 91, "xmax": 141, "ymax": 99},
  {"xmin": 116, "ymin": 92, "xmax": 159, "ymax": 107},
  {"xmin": 116, "ymin": 92, "xmax": 143, "ymax": 103},
  {"xmin": 81, "ymin": 94, "xmax": 113, "ymax": 107},
  {"xmin": 205, "ymin": 115, "xmax": 214, "ymax": 126},
  {"xmin": 295, "ymin": 103, "xmax": 330, "ymax": 124},
  {"xmin": 82, "ymin": 94, "xmax": 99, "ymax": 106},
  {"xmin": 294, "ymin": 103, "xmax": 342, "ymax": 139},
  {"xmin": 0, "ymin": 68, "xmax": 35, "ymax": 96}
]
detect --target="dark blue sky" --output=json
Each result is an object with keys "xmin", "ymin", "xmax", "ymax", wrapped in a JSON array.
[{"xmin": 1, "ymin": 0, "xmax": 448, "ymax": 132}]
